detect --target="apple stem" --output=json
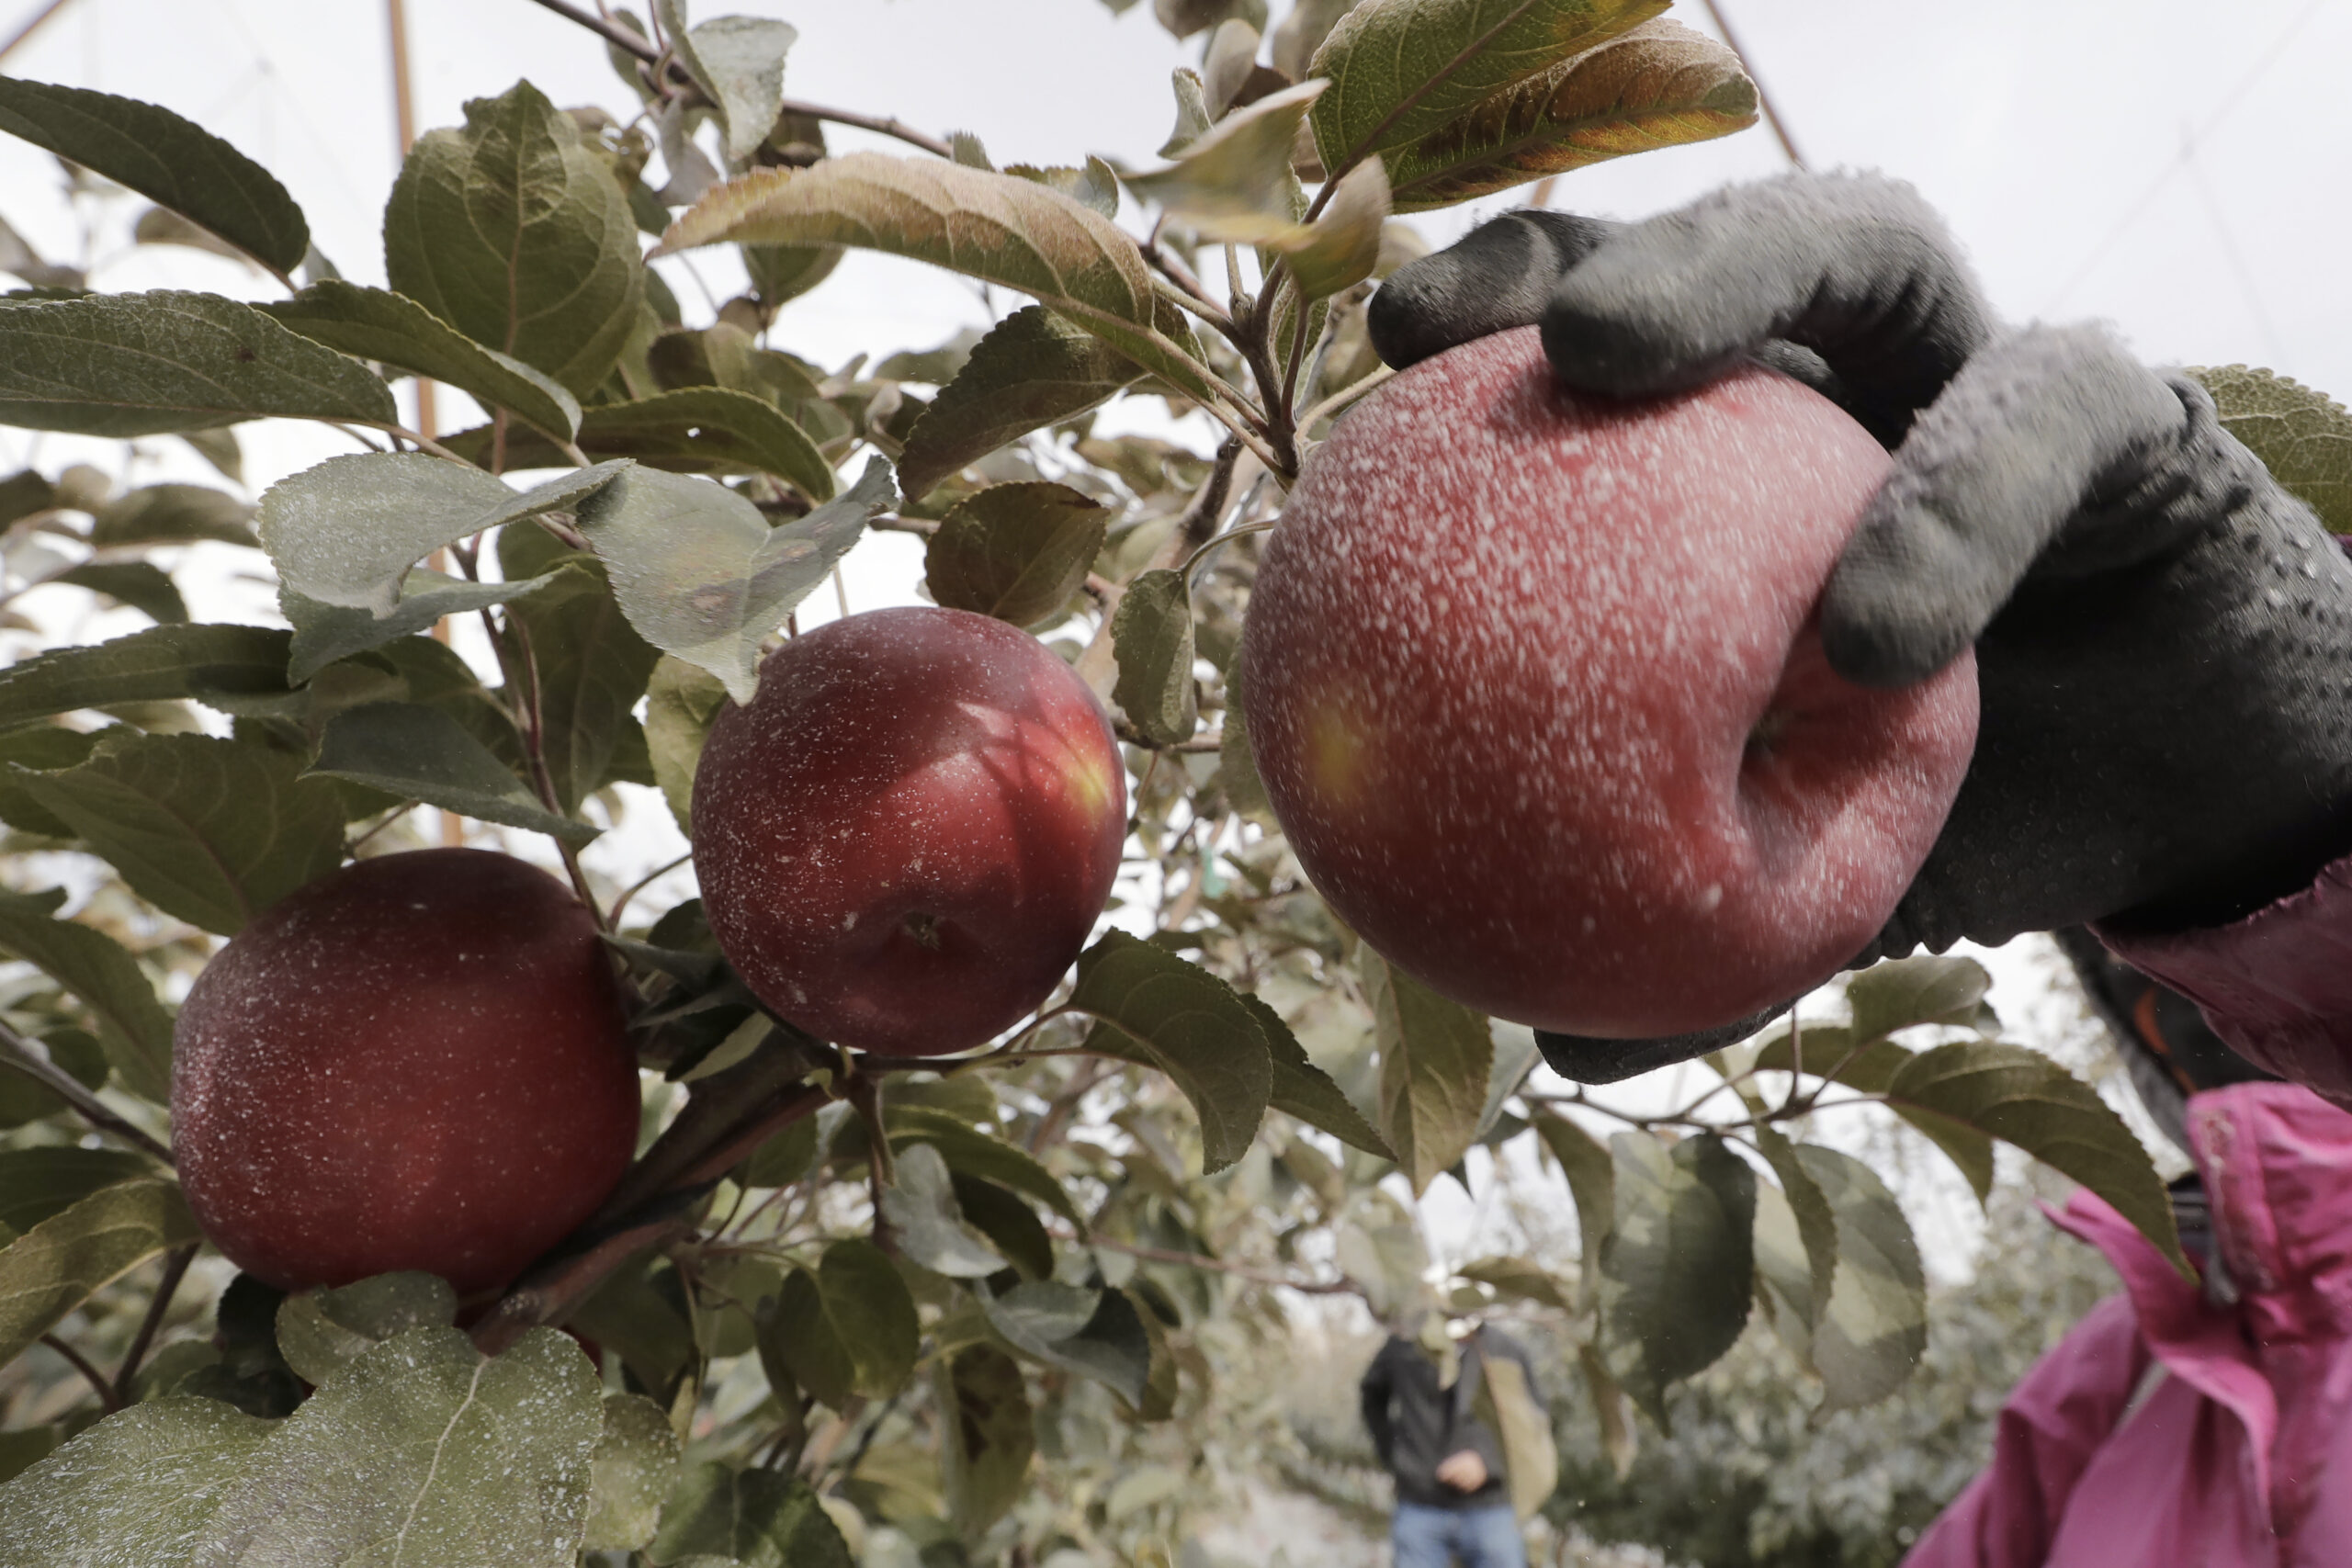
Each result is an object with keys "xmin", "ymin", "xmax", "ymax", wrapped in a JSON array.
[{"xmin": 845, "ymin": 1072, "xmax": 898, "ymax": 1256}]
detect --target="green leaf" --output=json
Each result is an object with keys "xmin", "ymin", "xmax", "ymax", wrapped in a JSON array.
[
  {"xmin": 820, "ymin": 1237, "xmax": 921, "ymax": 1399},
  {"xmin": 1335, "ymin": 1215, "xmax": 1429, "ymax": 1320},
  {"xmin": 1385, "ymin": 18, "xmax": 1755, "ymax": 210},
  {"xmin": 0, "ymin": 1147, "xmax": 155, "ymax": 1233},
  {"xmin": 656, "ymin": 154, "xmax": 1228, "ymax": 413},
  {"xmin": 1069, "ymin": 931, "xmax": 1273, "ymax": 1174},
  {"xmin": 2187, "ymin": 364, "xmax": 2352, "ymax": 535},
  {"xmin": 309, "ymin": 700, "xmax": 597, "ymax": 841},
  {"xmin": 89, "ymin": 482, "xmax": 256, "ymax": 547},
  {"xmin": 0, "ymin": 290, "xmax": 397, "ymax": 435},
  {"xmin": 1112, "ymin": 567, "xmax": 1197, "ymax": 746},
  {"xmin": 191, "ymin": 1326, "xmax": 603, "ymax": 1562},
  {"xmin": 0, "ymin": 76, "xmax": 308, "ymax": 273},
  {"xmin": 645, "ymin": 653, "xmax": 729, "ymax": 833},
  {"xmin": 888, "ymin": 1104, "xmax": 1087, "ymax": 1230},
  {"xmin": 953, "ymin": 1174, "xmax": 1056, "ymax": 1279},
  {"xmin": 1456, "ymin": 1254, "xmax": 1572, "ymax": 1312},
  {"xmin": 761, "ymin": 1265, "xmax": 854, "ymax": 1410},
  {"xmin": 260, "ymin": 452, "xmax": 624, "ymax": 615},
  {"xmin": 897, "ymin": 305, "xmax": 1143, "ymax": 501},
  {"xmin": 1280, "ymin": 155, "xmax": 1391, "ymax": 299},
  {"xmin": 659, "ymin": 152, "xmax": 1155, "ymax": 333},
  {"xmin": 575, "ymin": 457, "xmax": 892, "ymax": 705},
  {"xmin": 1272, "ymin": 0, "xmax": 1359, "ymax": 77},
  {"xmin": 1125, "ymin": 81, "xmax": 1329, "ymax": 242},
  {"xmin": 934, "ymin": 1344, "xmax": 1034, "ymax": 1536},
  {"xmin": 1531, "ymin": 1109, "xmax": 1614, "ymax": 1296},
  {"xmin": 572, "ymin": 1260, "xmax": 695, "ymax": 1398},
  {"xmin": 0, "ymin": 623, "xmax": 291, "ymax": 728},
  {"xmin": 0, "ymin": 1396, "xmax": 276, "ymax": 1562},
  {"xmin": 983, "ymin": 1281, "xmax": 1155, "ymax": 1410},
  {"xmin": 1749, "ymin": 1178, "xmax": 1815, "ymax": 1364},
  {"xmin": 178, "ymin": 426, "xmax": 244, "ymax": 485},
  {"xmin": 0, "ymin": 726, "xmax": 95, "ymax": 837},
  {"xmin": 48, "ymin": 561, "xmax": 185, "ymax": 623},
  {"xmin": 263, "ymin": 280, "xmax": 583, "ymax": 440},
  {"xmin": 1845, "ymin": 954, "xmax": 1994, "ymax": 1043},
  {"xmin": 648, "ymin": 1461, "xmax": 854, "ymax": 1568},
  {"xmin": 1795, "ymin": 1144, "xmax": 1927, "ymax": 1410},
  {"xmin": 1362, "ymin": 947, "xmax": 1493, "ymax": 1196},
  {"xmin": 1884, "ymin": 1040, "xmax": 2189, "ymax": 1276},
  {"xmin": 1159, "ymin": 66, "xmax": 1216, "ymax": 156},
  {"xmin": 274, "ymin": 1271, "xmax": 459, "ymax": 1386},
  {"xmin": 0, "ymin": 891, "xmax": 174, "ymax": 1100},
  {"xmin": 0, "ymin": 1178, "xmax": 200, "ymax": 1370},
  {"xmin": 1599, "ymin": 1131, "xmax": 1755, "ymax": 1421},
  {"xmin": 741, "ymin": 242, "xmax": 842, "ymax": 308},
  {"xmin": 1751, "ymin": 1123, "xmax": 1836, "ymax": 1359},
  {"xmin": 1307, "ymin": 0, "xmax": 1665, "ymax": 176},
  {"xmin": 15, "ymin": 731, "xmax": 345, "ymax": 934},
  {"xmin": 925, "ymin": 481, "xmax": 1107, "ymax": 626},
  {"xmin": 1245, "ymin": 989, "xmax": 1395, "ymax": 1157},
  {"xmin": 879, "ymin": 1142, "xmax": 1007, "ymax": 1278},
  {"xmin": 497, "ymin": 532, "xmax": 665, "ymax": 814},
  {"xmin": 283, "ymin": 570, "xmax": 557, "ymax": 684},
  {"xmin": 667, "ymin": 11, "xmax": 797, "ymax": 169},
  {"xmin": 385, "ymin": 80, "xmax": 645, "ymax": 393},
  {"xmin": 586, "ymin": 1393, "xmax": 679, "ymax": 1552},
  {"xmin": 457, "ymin": 386, "xmax": 836, "ymax": 501},
  {"xmin": 1006, "ymin": 156, "xmax": 1123, "ymax": 220}
]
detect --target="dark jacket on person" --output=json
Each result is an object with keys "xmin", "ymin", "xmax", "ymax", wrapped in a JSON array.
[{"xmin": 1360, "ymin": 1325, "xmax": 1544, "ymax": 1510}]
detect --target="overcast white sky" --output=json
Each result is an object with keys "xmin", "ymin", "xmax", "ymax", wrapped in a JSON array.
[{"xmin": 0, "ymin": 0, "xmax": 2303, "ymax": 1270}]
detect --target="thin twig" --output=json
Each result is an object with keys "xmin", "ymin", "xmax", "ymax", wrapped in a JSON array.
[
  {"xmin": 0, "ymin": 1018, "xmax": 173, "ymax": 1165},
  {"xmin": 113, "ymin": 1244, "xmax": 196, "ymax": 1404},
  {"xmin": 609, "ymin": 852, "xmax": 693, "ymax": 931},
  {"xmin": 1180, "ymin": 517, "xmax": 1274, "ymax": 583},
  {"xmin": 518, "ymin": 0, "xmax": 957, "ymax": 159},
  {"xmin": 40, "ymin": 1334, "xmax": 120, "ymax": 1414},
  {"xmin": 1295, "ymin": 365, "xmax": 1393, "ymax": 438},
  {"xmin": 1696, "ymin": 0, "xmax": 1808, "ymax": 171}
]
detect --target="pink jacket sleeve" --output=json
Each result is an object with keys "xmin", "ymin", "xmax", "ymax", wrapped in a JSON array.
[
  {"xmin": 1900, "ymin": 1295, "xmax": 2152, "ymax": 1568},
  {"xmin": 2098, "ymin": 855, "xmax": 2352, "ymax": 1109}
]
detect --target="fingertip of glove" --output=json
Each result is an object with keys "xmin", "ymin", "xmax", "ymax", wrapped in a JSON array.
[
  {"xmin": 1540, "ymin": 276, "xmax": 1734, "ymax": 398},
  {"xmin": 1534, "ymin": 1004, "xmax": 1791, "ymax": 1084}
]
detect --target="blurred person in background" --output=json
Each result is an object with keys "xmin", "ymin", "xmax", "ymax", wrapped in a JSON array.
[{"xmin": 1361, "ymin": 1311, "xmax": 1546, "ymax": 1568}]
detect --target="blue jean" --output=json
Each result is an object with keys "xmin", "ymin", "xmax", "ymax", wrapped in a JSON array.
[{"xmin": 1392, "ymin": 1500, "xmax": 1527, "ymax": 1568}]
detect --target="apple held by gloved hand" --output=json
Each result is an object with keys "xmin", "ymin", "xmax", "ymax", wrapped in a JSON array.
[
  {"xmin": 171, "ymin": 848, "xmax": 641, "ymax": 1297},
  {"xmin": 693, "ymin": 605, "xmax": 1126, "ymax": 1057},
  {"xmin": 1340, "ymin": 174, "xmax": 2352, "ymax": 1084},
  {"xmin": 1240, "ymin": 325, "xmax": 1979, "ymax": 1039}
]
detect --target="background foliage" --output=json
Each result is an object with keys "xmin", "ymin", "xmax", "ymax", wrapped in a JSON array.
[{"xmin": 0, "ymin": 1, "xmax": 2305, "ymax": 1562}]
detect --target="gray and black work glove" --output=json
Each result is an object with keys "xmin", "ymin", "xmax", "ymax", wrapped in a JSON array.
[{"xmin": 1367, "ymin": 173, "xmax": 2352, "ymax": 1083}]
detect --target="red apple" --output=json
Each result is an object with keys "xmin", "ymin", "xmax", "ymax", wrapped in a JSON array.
[
  {"xmin": 693, "ymin": 606, "xmax": 1126, "ymax": 1056},
  {"xmin": 1239, "ymin": 325, "xmax": 1978, "ymax": 1038},
  {"xmin": 172, "ymin": 848, "xmax": 639, "ymax": 1295}
]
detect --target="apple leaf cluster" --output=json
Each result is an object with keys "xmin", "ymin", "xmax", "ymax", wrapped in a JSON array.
[{"xmin": 0, "ymin": 2, "xmax": 2270, "ymax": 1562}]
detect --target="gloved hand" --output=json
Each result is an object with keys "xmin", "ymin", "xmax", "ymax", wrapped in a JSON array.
[{"xmin": 1365, "ymin": 173, "xmax": 2352, "ymax": 1083}]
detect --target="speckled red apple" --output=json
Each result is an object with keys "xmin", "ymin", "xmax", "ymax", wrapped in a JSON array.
[
  {"xmin": 1240, "ymin": 325, "xmax": 1979, "ymax": 1038},
  {"xmin": 171, "ymin": 849, "xmax": 640, "ymax": 1296},
  {"xmin": 692, "ymin": 606, "xmax": 1126, "ymax": 1056}
]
